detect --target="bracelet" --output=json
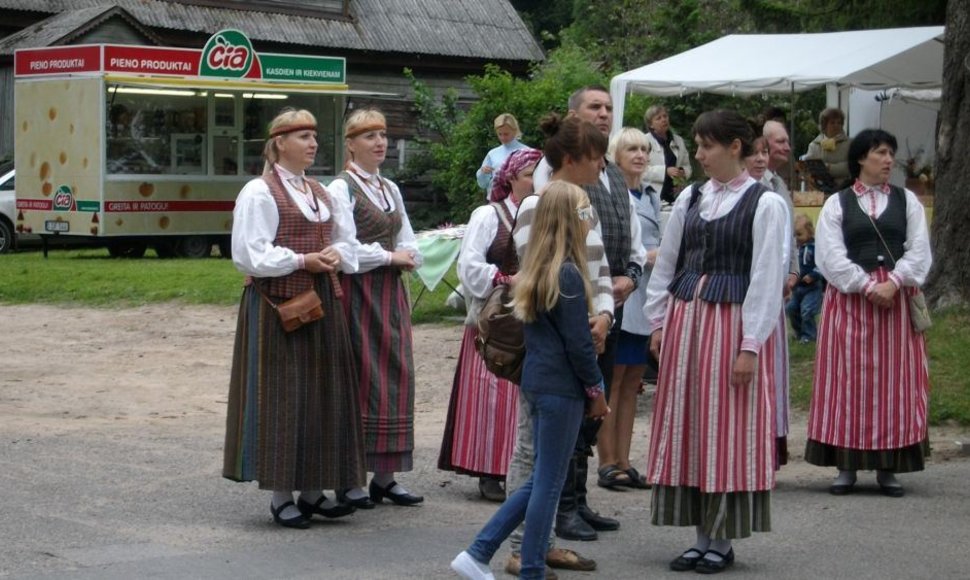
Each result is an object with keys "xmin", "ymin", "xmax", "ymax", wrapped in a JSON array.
[{"xmin": 598, "ymin": 310, "xmax": 614, "ymax": 328}]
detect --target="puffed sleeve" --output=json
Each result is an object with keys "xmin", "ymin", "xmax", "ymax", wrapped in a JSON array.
[
  {"xmin": 326, "ymin": 186, "xmax": 359, "ymax": 274},
  {"xmin": 328, "ymin": 176, "xmax": 389, "ymax": 273},
  {"xmin": 739, "ymin": 192, "xmax": 789, "ymax": 353},
  {"xmin": 388, "ymin": 180, "xmax": 423, "ymax": 267},
  {"xmin": 815, "ymin": 194, "xmax": 872, "ymax": 294},
  {"xmin": 457, "ymin": 205, "xmax": 501, "ymax": 300},
  {"xmin": 643, "ymin": 185, "xmax": 694, "ymax": 333},
  {"xmin": 889, "ymin": 189, "xmax": 932, "ymax": 288},
  {"xmin": 231, "ymin": 178, "xmax": 300, "ymax": 277}
]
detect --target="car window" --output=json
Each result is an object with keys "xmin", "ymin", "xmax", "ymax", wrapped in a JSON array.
[{"xmin": 0, "ymin": 174, "xmax": 12, "ymax": 191}]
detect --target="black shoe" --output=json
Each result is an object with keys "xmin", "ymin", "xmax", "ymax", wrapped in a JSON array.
[
  {"xmin": 829, "ymin": 482, "xmax": 855, "ymax": 495},
  {"xmin": 695, "ymin": 549, "xmax": 735, "ymax": 574},
  {"xmin": 337, "ymin": 488, "xmax": 376, "ymax": 509},
  {"xmin": 297, "ymin": 494, "xmax": 356, "ymax": 519},
  {"xmin": 669, "ymin": 549, "xmax": 704, "ymax": 572},
  {"xmin": 369, "ymin": 480, "xmax": 424, "ymax": 506},
  {"xmin": 271, "ymin": 501, "xmax": 310, "ymax": 529},
  {"xmin": 478, "ymin": 477, "xmax": 506, "ymax": 502},
  {"xmin": 879, "ymin": 484, "xmax": 906, "ymax": 498},
  {"xmin": 577, "ymin": 504, "xmax": 619, "ymax": 531},
  {"xmin": 554, "ymin": 510, "xmax": 597, "ymax": 541}
]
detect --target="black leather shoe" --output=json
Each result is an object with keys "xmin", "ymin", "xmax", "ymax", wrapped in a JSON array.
[
  {"xmin": 668, "ymin": 549, "xmax": 704, "ymax": 572},
  {"xmin": 577, "ymin": 504, "xmax": 619, "ymax": 531},
  {"xmin": 829, "ymin": 483, "xmax": 855, "ymax": 495},
  {"xmin": 879, "ymin": 484, "xmax": 906, "ymax": 498},
  {"xmin": 554, "ymin": 510, "xmax": 597, "ymax": 541},
  {"xmin": 695, "ymin": 548, "xmax": 735, "ymax": 574},
  {"xmin": 337, "ymin": 488, "xmax": 376, "ymax": 509},
  {"xmin": 369, "ymin": 480, "xmax": 424, "ymax": 506},
  {"xmin": 297, "ymin": 494, "xmax": 356, "ymax": 519},
  {"xmin": 271, "ymin": 501, "xmax": 310, "ymax": 529}
]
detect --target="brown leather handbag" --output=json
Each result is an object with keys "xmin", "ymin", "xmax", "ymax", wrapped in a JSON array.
[{"xmin": 252, "ymin": 281, "xmax": 324, "ymax": 333}]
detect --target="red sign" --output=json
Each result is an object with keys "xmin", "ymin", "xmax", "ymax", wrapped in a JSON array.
[
  {"xmin": 104, "ymin": 200, "xmax": 235, "ymax": 212},
  {"xmin": 104, "ymin": 45, "xmax": 200, "ymax": 76},
  {"xmin": 15, "ymin": 46, "xmax": 101, "ymax": 76},
  {"xmin": 16, "ymin": 199, "xmax": 54, "ymax": 210}
]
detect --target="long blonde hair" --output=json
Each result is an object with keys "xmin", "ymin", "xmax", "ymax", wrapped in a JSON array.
[
  {"xmin": 513, "ymin": 181, "xmax": 593, "ymax": 323},
  {"xmin": 262, "ymin": 108, "xmax": 317, "ymax": 175}
]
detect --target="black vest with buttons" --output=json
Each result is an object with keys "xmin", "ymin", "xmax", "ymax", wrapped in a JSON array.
[{"xmin": 838, "ymin": 185, "xmax": 907, "ymax": 272}]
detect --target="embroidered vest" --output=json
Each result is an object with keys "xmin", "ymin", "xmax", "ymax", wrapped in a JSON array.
[
  {"xmin": 668, "ymin": 181, "xmax": 768, "ymax": 304},
  {"xmin": 839, "ymin": 185, "xmax": 907, "ymax": 272},
  {"xmin": 337, "ymin": 171, "xmax": 402, "ymax": 253},
  {"xmin": 260, "ymin": 171, "xmax": 336, "ymax": 299}
]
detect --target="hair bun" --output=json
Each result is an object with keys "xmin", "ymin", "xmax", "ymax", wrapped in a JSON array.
[{"xmin": 539, "ymin": 113, "xmax": 564, "ymax": 138}]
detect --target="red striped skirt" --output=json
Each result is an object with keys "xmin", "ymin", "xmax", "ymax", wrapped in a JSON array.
[
  {"xmin": 438, "ymin": 326, "xmax": 519, "ymax": 478},
  {"xmin": 341, "ymin": 267, "xmax": 415, "ymax": 472},
  {"xmin": 807, "ymin": 272, "xmax": 929, "ymax": 451},
  {"xmin": 647, "ymin": 296, "xmax": 777, "ymax": 493}
]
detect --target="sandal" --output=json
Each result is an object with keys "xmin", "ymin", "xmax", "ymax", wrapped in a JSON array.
[
  {"xmin": 620, "ymin": 466, "xmax": 651, "ymax": 489},
  {"xmin": 596, "ymin": 464, "xmax": 631, "ymax": 490}
]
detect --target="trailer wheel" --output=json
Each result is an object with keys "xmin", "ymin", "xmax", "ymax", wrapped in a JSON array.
[
  {"xmin": 0, "ymin": 218, "xmax": 13, "ymax": 254},
  {"xmin": 107, "ymin": 240, "xmax": 148, "ymax": 258},
  {"xmin": 175, "ymin": 236, "xmax": 212, "ymax": 258}
]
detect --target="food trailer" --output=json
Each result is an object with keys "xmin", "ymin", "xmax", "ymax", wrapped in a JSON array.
[{"xmin": 14, "ymin": 29, "xmax": 350, "ymax": 257}]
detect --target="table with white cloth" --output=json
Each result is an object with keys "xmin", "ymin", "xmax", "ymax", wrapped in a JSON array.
[{"xmin": 410, "ymin": 225, "xmax": 465, "ymax": 309}]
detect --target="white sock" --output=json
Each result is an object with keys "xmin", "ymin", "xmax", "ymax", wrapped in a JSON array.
[
  {"xmin": 450, "ymin": 551, "xmax": 494, "ymax": 580},
  {"xmin": 834, "ymin": 469, "xmax": 857, "ymax": 486},
  {"xmin": 877, "ymin": 470, "xmax": 901, "ymax": 488},
  {"xmin": 705, "ymin": 539, "xmax": 732, "ymax": 562},
  {"xmin": 300, "ymin": 490, "xmax": 340, "ymax": 509},
  {"xmin": 374, "ymin": 472, "xmax": 410, "ymax": 494},
  {"xmin": 344, "ymin": 487, "xmax": 368, "ymax": 500},
  {"xmin": 271, "ymin": 491, "xmax": 301, "ymax": 519},
  {"xmin": 687, "ymin": 526, "xmax": 711, "ymax": 556}
]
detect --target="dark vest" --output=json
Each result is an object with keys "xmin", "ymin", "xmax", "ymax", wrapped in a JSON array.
[
  {"xmin": 486, "ymin": 201, "xmax": 520, "ymax": 275},
  {"xmin": 260, "ymin": 171, "xmax": 335, "ymax": 299},
  {"xmin": 584, "ymin": 162, "xmax": 631, "ymax": 276},
  {"xmin": 668, "ymin": 181, "xmax": 768, "ymax": 303},
  {"xmin": 839, "ymin": 184, "xmax": 907, "ymax": 272},
  {"xmin": 336, "ymin": 171, "xmax": 402, "ymax": 252}
]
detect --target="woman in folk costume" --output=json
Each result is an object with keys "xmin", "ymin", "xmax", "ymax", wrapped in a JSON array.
[
  {"xmin": 438, "ymin": 147, "xmax": 543, "ymax": 502},
  {"xmin": 805, "ymin": 129, "xmax": 931, "ymax": 498},
  {"xmin": 223, "ymin": 108, "xmax": 364, "ymax": 529},
  {"xmin": 746, "ymin": 133, "xmax": 793, "ymax": 470},
  {"xmin": 327, "ymin": 108, "xmax": 425, "ymax": 508},
  {"xmin": 644, "ymin": 110, "xmax": 789, "ymax": 573}
]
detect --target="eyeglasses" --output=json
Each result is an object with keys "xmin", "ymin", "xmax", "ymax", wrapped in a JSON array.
[{"xmin": 576, "ymin": 205, "xmax": 594, "ymax": 222}]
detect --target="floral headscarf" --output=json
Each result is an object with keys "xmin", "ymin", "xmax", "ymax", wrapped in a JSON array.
[{"xmin": 489, "ymin": 147, "xmax": 543, "ymax": 202}]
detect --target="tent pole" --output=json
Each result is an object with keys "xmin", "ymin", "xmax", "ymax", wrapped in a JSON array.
[{"xmin": 790, "ymin": 85, "xmax": 797, "ymax": 191}]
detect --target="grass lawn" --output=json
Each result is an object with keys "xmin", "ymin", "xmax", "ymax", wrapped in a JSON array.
[{"xmin": 2, "ymin": 248, "xmax": 968, "ymax": 424}]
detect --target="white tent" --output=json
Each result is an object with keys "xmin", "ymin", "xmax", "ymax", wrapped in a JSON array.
[{"xmin": 610, "ymin": 26, "xmax": 945, "ymax": 134}]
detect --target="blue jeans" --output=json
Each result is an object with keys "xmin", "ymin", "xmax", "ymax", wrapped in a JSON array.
[
  {"xmin": 786, "ymin": 283, "xmax": 823, "ymax": 341},
  {"xmin": 466, "ymin": 391, "xmax": 585, "ymax": 579}
]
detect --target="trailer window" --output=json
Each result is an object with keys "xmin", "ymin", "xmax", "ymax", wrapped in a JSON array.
[
  {"xmin": 106, "ymin": 86, "xmax": 208, "ymax": 175},
  {"xmin": 241, "ymin": 93, "xmax": 340, "ymax": 177}
]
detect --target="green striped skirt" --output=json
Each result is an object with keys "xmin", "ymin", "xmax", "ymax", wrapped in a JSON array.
[
  {"xmin": 804, "ymin": 439, "xmax": 930, "ymax": 473},
  {"xmin": 223, "ymin": 278, "xmax": 366, "ymax": 491},
  {"xmin": 651, "ymin": 485, "xmax": 771, "ymax": 540}
]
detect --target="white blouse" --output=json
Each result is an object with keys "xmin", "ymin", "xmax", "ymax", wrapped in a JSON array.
[
  {"xmin": 815, "ymin": 185, "xmax": 931, "ymax": 294},
  {"xmin": 326, "ymin": 162, "xmax": 422, "ymax": 273},
  {"xmin": 644, "ymin": 175, "xmax": 790, "ymax": 353},
  {"xmin": 231, "ymin": 164, "xmax": 359, "ymax": 277},
  {"xmin": 458, "ymin": 196, "xmax": 519, "ymax": 301}
]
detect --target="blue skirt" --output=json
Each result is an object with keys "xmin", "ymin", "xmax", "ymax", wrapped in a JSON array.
[{"xmin": 615, "ymin": 330, "xmax": 649, "ymax": 365}]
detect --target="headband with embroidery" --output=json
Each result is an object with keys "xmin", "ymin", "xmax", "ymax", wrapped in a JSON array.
[
  {"xmin": 269, "ymin": 123, "xmax": 317, "ymax": 138},
  {"xmin": 345, "ymin": 121, "xmax": 387, "ymax": 140}
]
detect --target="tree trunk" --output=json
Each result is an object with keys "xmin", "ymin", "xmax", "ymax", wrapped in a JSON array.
[{"xmin": 926, "ymin": 0, "xmax": 970, "ymax": 308}]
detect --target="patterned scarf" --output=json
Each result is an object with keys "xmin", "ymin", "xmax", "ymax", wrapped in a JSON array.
[{"xmin": 489, "ymin": 147, "xmax": 543, "ymax": 202}]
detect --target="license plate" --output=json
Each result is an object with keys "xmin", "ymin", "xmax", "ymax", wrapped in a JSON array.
[{"xmin": 44, "ymin": 220, "xmax": 70, "ymax": 232}]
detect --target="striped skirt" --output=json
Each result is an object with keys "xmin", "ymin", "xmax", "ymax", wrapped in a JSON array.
[
  {"xmin": 223, "ymin": 278, "xmax": 366, "ymax": 491},
  {"xmin": 652, "ymin": 485, "xmax": 771, "ymax": 539},
  {"xmin": 438, "ymin": 325, "xmax": 519, "ymax": 478},
  {"xmin": 341, "ymin": 267, "xmax": 415, "ymax": 473},
  {"xmin": 806, "ymin": 272, "xmax": 929, "ymax": 471},
  {"xmin": 647, "ymin": 296, "xmax": 777, "ymax": 493}
]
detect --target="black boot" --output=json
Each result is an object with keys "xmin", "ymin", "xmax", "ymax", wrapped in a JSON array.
[
  {"xmin": 576, "ymin": 453, "xmax": 620, "ymax": 532},
  {"xmin": 554, "ymin": 455, "xmax": 597, "ymax": 541}
]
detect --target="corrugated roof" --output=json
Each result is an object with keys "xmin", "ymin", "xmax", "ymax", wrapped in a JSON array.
[
  {"xmin": 0, "ymin": 5, "xmax": 162, "ymax": 54},
  {"xmin": 0, "ymin": 0, "xmax": 545, "ymax": 62}
]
